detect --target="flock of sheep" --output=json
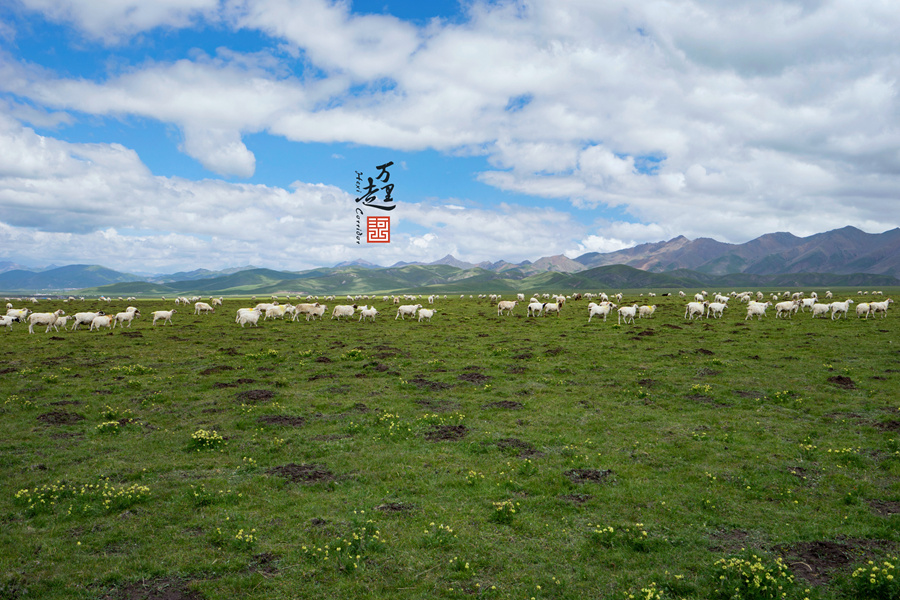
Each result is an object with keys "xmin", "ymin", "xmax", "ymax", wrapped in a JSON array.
[{"xmin": 2, "ymin": 288, "xmax": 894, "ymax": 333}]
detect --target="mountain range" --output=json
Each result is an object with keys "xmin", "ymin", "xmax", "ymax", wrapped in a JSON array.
[{"xmin": 1, "ymin": 226, "xmax": 898, "ymax": 295}]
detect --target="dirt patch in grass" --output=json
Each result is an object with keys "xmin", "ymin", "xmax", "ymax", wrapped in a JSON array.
[
  {"xmin": 247, "ymin": 552, "xmax": 280, "ymax": 576},
  {"xmin": 409, "ymin": 377, "xmax": 454, "ymax": 391},
  {"xmin": 314, "ymin": 356, "xmax": 332, "ymax": 363},
  {"xmin": 506, "ymin": 366, "xmax": 526, "ymax": 374},
  {"xmin": 696, "ymin": 348, "xmax": 714, "ymax": 355},
  {"xmin": 560, "ymin": 494, "xmax": 593, "ymax": 504},
  {"xmin": 213, "ymin": 382, "xmax": 237, "ymax": 388},
  {"xmin": 695, "ymin": 368, "xmax": 721, "ymax": 377},
  {"xmin": 424, "ymin": 424, "xmax": 468, "ymax": 442},
  {"xmin": 708, "ymin": 528, "xmax": 750, "ymax": 552},
  {"xmin": 416, "ymin": 399, "xmax": 461, "ymax": 413},
  {"xmin": 267, "ymin": 463, "xmax": 335, "ymax": 484},
  {"xmin": 309, "ymin": 434, "xmax": 351, "ymax": 441},
  {"xmin": 0, "ymin": 367, "xmax": 18, "ymax": 375},
  {"xmin": 734, "ymin": 390, "xmax": 764, "ymax": 399},
  {"xmin": 37, "ymin": 411, "xmax": 84, "ymax": 426},
  {"xmin": 496, "ymin": 437, "xmax": 540, "ymax": 457},
  {"xmin": 349, "ymin": 402, "xmax": 372, "ymax": 413},
  {"xmin": 375, "ymin": 502, "xmax": 416, "ymax": 513},
  {"xmin": 663, "ymin": 324, "xmax": 683, "ymax": 330},
  {"xmin": 827, "ymin": 375, "xmax": 856, "ymax": 389},
  {"xmin": 876, "ymin": 420, "xmax": 900, "ymax": 432},
  {"xmin": 637, "ymin": 378, "xmax": 654, "ymax": 387},
  {"xmin": 868, "ymin": 500, "xmax": 900, "ymax": 516},
  {"xmin": 458, "ymin": 372, "xmax": 491, "ymax": 385},
  {"xmin": 482, "ymin": 400, "xmax": 524, "ymax": 410},
  {"xmin": 308, "ymin": 373, "xmax": 336, "ymax": 381},
  {"xmin": 257, "ymin": 415, "xmax": 305, "ymax": 427},
  {"xmin": 512, "ymin": 351, "xmax": 533, "ymax": 360},
  {"xmin": 776, "ymin": 539, "xmax": 898, "ymax": 586},
  {"xmin": 686, "ymin": 394, "xmax": 719, "ymax": 405},
  {"xmin": 49, "ymin": 399, "xmax": 82, "ymax": 406},
  {"xmin": 564, "ymin": 468, "xmax": 612, "ymax": 484},
  {"xmin": 545, "ymin": 347, "xmax": 565, "ymax": 356},
  {"xmin": 218, "ymin": 347, "xmax": 240, "ymax": 356},
  {"xmin": 324, "ymin": 385, "xmax": 351, "ymax": 395},
  {"xmin": 235, "ymin": 389, "xmax": 274, "ymax": 404},
  {"xmin": 102, "ymin": 576, "xmax": 203, "ymax": 600},
  {"xmin": 636, "ymin": 330, "xmax": 655, "ymax": 336},
  {"xmin": 199, "ymin": 365, "xmax": 234, "ymax": 376}
]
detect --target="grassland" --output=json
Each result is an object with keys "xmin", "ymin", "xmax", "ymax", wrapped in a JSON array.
[{"xmin": 1, "ymin": 291, "xmax": 899, "ymax": 599}]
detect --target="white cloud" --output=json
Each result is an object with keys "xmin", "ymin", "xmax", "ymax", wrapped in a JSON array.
[{"xmin": 2, "ymin": 0, "xmax": 899, "ymax": 269}]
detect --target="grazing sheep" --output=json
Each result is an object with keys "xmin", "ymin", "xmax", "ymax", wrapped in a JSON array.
[
  {"xmin": 331, "ymin": 305, "xmax": 357, "ymax": 320},
  {"xmin": 358, "ymin": 306, "xmax": 379, "ymax": 322},
  {"xmin": 113, "ymin": 309, "xmax": 141, "ymax": 328},
  {"xmin": 527, "ymin": 301, "xmax": 545, "ymax": 317},
  {"xmin": 541, "ymin": 302, "xmax": 561, "ymax": 317},
  {"xmin": 27, "ymin": 309, "xmax": 65, "ymax": 334},
  {"xmin": 152, "ymin": 309, "xmax": 176, "ymax": 325},
  {"xmin": 829, "ymin": 299, "xmax": 854, "ymax": 320},
  {"xmin": 745, "ymin": 301, "xmax": 771, "ymax": 321},
  {"xmin": 417, "ymin": 308, "xmax": 435, "ymax": 322},
  {"xmin": 497, "ymin": 300, "xmax": 517, "ymax": 316},
  {"xmin": 292, "ymin": 303, "xmax": 320, "ymax": 321},
  {"xmin": 6, "ymin": 308, "xmax": 31, "ymax": 322},
  {"xmin": 774, "ymin": 300, "xmax": 800, "ymax": 319},
  {"xmin": 684, "ymin": 302, "xmax": 707, "ymax": 320},
  {"xmin": 638, "ymin": 305, "xmax": 656, "ymax": 319},
  {"xmin": 306, "ymin": 304, "xmax": 327, "ymax": 321},
  {"xmin": 194, "ymin": 302, "xmax": 215, "ymax": 315},
  {"xmin": 396, "ymin": 304, "xmax": 422, "ymax": 320},
  {"xmin": 706, "ymin": 302, "xmax": 727, "ymax": 319},
  {"xmin": 869, "ymin": 298, "xmax": 893, "ymax": 318},
  {"xmin": 856, "ymin": 303, "xmax": 872, "ymax": 319},
  {"xmin": 90, "ymin": 314, "xmax": 114, "ymax": 331},
  {"xmin": 0, "ymin": 315, "xmax": 16, "ymax": 330},
  {"xmin": 587, "ymin": 302, "xmax": 616, "ymax": 322},
  {"xmin": 811, "ymin": 303, "xmax": 831, "ymax": 318},
  {"xmin": 71, "ymin": 311, "xmax": 105, "ymax": 330},
  {"xmin": 237, "ymin": 309, "xmax": 261, "ymax": 327},
  {"xmin": 264, "ymin": 305, "xmax": 288, "ymax": 320},
  {"xmin": 617, "ymin": 304, "xmax": 638, "ymax": 325}
]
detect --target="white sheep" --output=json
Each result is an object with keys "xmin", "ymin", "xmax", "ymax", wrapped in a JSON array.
[
  {"xmin": 0, "ymin": 315, "xmax": 15, "ymax": 330},
  {"xmin": 811, "ymin": 303, "xmax": 831, "ymax": 318},
  {"xmin": 71, "ymin": 311, "xmax": 105, "ymax": 330},
  {"xmin": 829, "ymin": 299, "xmax": 854, "ymax": 320},
  {"xmin": 237, "ymin": 309, "xmax": 261, "ymax": 327},
  {"xmin": 417, "ymin": 308, "xmax": 435, "ymax": 322},
  {"xmin": 745, "ymin": 301, "xmax": 771, "ymax": 321},
  {"xmin": 617, "ymin": 304, "xmax": 638, "ymax": 325},
  {"xmin": 113, "ymin": 309, "xmax": 141, "ymax": 328},
  {"xmin": 856, "ymin": 303, "xmax": 872, "ymax": 319},
  {"xmin": 332, "ymin": 305, "xmax": 357, "ymax": 320},
  {"xmin": 706, "ymin": 302, "xmax": 727, "ymax": 319},
  {"xmin": 774, "ymin": 300, "xmax": 799, "ymax": 319},
  {"xmin": 292, "ymin": 303, "xmax": 320, "ymax": 321},
  {"xmin": 869, "ymin": 298, "xmax": 893, "ymax": 318},
  {"xmin": 684, "ymin": 302, "xmax": 707, "ymax": 320},
  {"xmin": 638, "ymin": 305, "xmax": 656, "ymax": 319},
  {"xmin": 6, "ymin": 308, "xmax": 31, "ymax": 322},
  {"xmin": 152, "ymin": 309, "xmax": 176, "ymax": 325},
  {"xmin": 264, "ymin": 305, "xmax": 288, "ymax": 320},
  {"xmin": 306, "ymin": 305, "xmax": 327, "ymax": 321},
  {"xmin": 90, "ymin": 314, "xmax": 114, "ymax": 331},
  {"xmin": 194, "ymin": 302, "xmax": 215, "ymax": 315},
  {"xmin": 27, "ymin": 309, "xmax": 65, "ymax": 334},
  {"xmin": 527, "ymin": 301, "xmax": 545, "ymax": 317},
  {"xmin": 587, "ymin": 302, "xmax": 615, "ymax": 322},
  {"xmin": 358, "ymin": 306, "xmax": 379, "ymax": 322},
  {"xmin": 396, "ymin": 304, "xmax": 422, "ymax": 320},
  {"xmin": 497, "ymin": 300, "xmax": 517, "ymax": 316},
  {"xmin": 541, "ymin": 302, "xmax": 561, "ymax": 317}
]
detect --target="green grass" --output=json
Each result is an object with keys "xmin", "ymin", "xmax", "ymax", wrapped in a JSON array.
[{"xmin": 1, "ymin": 291, "xmax": 899, "ymax": 599}]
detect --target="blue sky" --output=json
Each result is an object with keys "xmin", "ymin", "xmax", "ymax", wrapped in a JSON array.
[{"xmin": 0, "ymin": 0, "xmax": 898, "ymax": 273}]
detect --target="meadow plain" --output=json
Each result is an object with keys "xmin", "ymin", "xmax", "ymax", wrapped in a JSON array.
[{"xmin": 1, "ymin": 290, "xmax": 899, "ymax": 600}]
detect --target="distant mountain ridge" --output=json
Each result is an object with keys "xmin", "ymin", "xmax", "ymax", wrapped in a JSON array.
[
  {"xmin": 2, "ymin": 226, "xmax": 898, "ymax": 294},
  {"xmin": 573, "ymin": 226, "xmax": 900, "ymax": 276}
]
